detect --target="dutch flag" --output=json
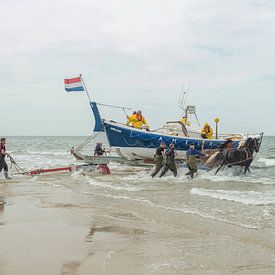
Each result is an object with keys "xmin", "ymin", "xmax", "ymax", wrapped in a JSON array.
[{"xmin": 64, "ymin": 76, "xmax": 85, "ymax": 92}]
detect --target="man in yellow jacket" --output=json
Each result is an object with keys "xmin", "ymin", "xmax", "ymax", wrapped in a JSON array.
[
  {"xmin": 127, "ymin": 110, "xmax": 149, "ymax": 129},
  {"xmin": 181, "ymin": 116, "xmax": 190, "ymax": 126},
  {"xmin": 201, "ymin": 123, "xmax": 213, "ymax": 139},
  {"xmin": 127, "ymin": 111, "xmax": 137, "ymax": 127}
]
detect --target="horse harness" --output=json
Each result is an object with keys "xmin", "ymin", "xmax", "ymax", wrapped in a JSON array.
[{"xmin": 223, "ymin": 147, "xmax": 253, "ymax": 166}]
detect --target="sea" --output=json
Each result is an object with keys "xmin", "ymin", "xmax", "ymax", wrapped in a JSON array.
[{"xmin": 3, "ymin": 135, "xmax": 275, "ymax": 231}]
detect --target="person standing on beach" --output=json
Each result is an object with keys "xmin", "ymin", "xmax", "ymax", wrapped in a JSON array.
[
  {"xmin": 0, "ymin": 138, "xmax": 11, "ymax": 179},
  {"xmin": 159, "ymin": 143, "xmax": 177, "ymax": 177},
  {"xmin": 151, "ymin": 142, "xmax": 166, "ymax": 178}
]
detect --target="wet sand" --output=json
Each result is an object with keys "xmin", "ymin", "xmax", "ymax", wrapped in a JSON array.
[{"xmin": 1, "ymin": 174, "xmax": 275, "ymax": 275}]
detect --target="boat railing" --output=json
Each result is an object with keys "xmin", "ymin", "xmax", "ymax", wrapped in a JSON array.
[
  {"xmin": 107, "ymin": 120, "xmax": 260, "ymax": 141},
  {"xmin": 109, "ymin": 120, "xmax": 150, "ymax": 131}
]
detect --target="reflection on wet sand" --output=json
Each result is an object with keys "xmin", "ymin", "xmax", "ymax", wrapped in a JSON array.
[
  {"xmin": 61, "ymin": 260, "xmax": 81, "ymax": 275},
  {"xmin": 85, "ymin": 225, "xmax": 145, "ymax": 242},
  {"xmin": 0, "ymin": 196, "xmax": 5, "ymax": 215}
]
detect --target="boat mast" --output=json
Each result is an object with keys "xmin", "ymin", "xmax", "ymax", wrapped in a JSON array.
[{"xmin": 80, "ymin": 74, "xmax": 92, "ymax": 103}]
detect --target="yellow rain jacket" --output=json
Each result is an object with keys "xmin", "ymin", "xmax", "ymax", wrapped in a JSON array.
[
  {"xmin": 127, "ymin": 114, "xmax": 149, "ymax": 129},
  {"xmin": 201, "ymin": 124, "xmax": 213, "ymax": 139},
  {"xmin": 181, "ymin": 117, "xmax": 190, "ymax": 126}
]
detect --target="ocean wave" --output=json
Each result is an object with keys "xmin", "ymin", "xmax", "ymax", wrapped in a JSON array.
[
  {"xmin": 197, "ymin": 168, "xmax": 275, "ymax": 185},
  {"xmin": 25, "ymin": 151, "xmax": 69, "ymax": 156},
  {"xmin": 257, "ymin": 158, "xmax": 275, "ymax": 167},
  {"xmin": 191, "ymin": 188, "xmax": 275, "ymax": 206},
  {"xmin": 93, "ymin": 193, "xmax": 260, "ymax": 229},
  {"xmin": 158, "ymin": 205, "xmax": 260, "ymax": 229}
]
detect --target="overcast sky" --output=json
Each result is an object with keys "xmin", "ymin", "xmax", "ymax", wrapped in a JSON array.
[{"xmin": 1, "ymin": 0, "xmax": 274, "ymax": 135}]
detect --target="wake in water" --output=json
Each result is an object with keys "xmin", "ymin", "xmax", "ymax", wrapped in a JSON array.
[
  {"xmin": 257, "ymin": 157, "xmax": 275, "ymax": 167},
  {"xmin": 191, "ymin": 188, "xmax": 275, "ymax": 206}
]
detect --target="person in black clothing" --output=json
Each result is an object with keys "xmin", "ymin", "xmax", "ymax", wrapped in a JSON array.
[
  {"xmin": 151, "ymin": 142, "xmax": 166, "ymax": 178},
  {"xmin": 159, "ymin": 143, "xmax": 177, "ymax": 177},
  {"xmin": 0, "ymin": 138, "xmax": 11, "ymax": 179},
  {"xmin": 94, "ymin": 143, "xmax": 105, "ymax": 156}
]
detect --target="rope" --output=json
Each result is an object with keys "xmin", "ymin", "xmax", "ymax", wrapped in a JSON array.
[
  {"xmin": 122, "ymin": 108, "xmax": 128, "ymax": 117},
  {"xmin": 7, "ymin": 154, "xmax": 30, "ymax": 175},
  {"xmin": 224, "ymin": 156, "xmax": 253, "ymax": 166}
]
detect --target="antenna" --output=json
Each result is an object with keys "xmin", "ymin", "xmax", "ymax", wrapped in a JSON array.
[
  {"xmin": 178, "ymin": 83, "xmax": 184, "ymax": 109},
  {"xmin": 178, "ymin": 80, "xmax": 191, "ymax": 112},
  {"xmin": 187, "ymin": 80, "xmax": 191, "ymax": 93}
]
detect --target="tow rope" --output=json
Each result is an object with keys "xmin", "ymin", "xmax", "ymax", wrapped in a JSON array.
[
  {"xmin": 7, "ymin": 153, "xmax": 109, "ymax": 176},
  {"xmin": 8, "ymin": 154, "xmax": 29, "ymax": 175},
  {"xmin": 7, "ymin": 154, "xmax": 73, "ymax": 176}
]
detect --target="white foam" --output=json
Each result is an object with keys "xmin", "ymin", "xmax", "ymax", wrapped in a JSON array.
[
  {"xmin": 258, "ymin": 158, "xmax": 275, "ymax": 167},
  {"xmin": 104, "ymin": 194, "xmax": 155, "ymax": 205},
  {"xmin": 157, "ymin": 205, "xmax": 260, "ymax": 229},
  {"xmin": 198, "ymin": 168, "xmax": 275, "ymax": 185},
  {"xmin": 191, "ymin": 188, "xmax": 275, "ymax": 206},
  {"xmin": 91, "ymin": 193, "xmax": 260, "ymax": 229},
  {"xmin": 88, "ymin": 179, "xmax": 142, "ymax": 192},
  {"xmin": 26, "ymin": 151, "xmax": 69, "ymax": 156}
]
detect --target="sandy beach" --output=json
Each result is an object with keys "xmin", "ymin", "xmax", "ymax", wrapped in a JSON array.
[
  {"xmin": 2, "ymin": 0, "xmax": 275, "ymax": 273},
  {"xmin": 1, "ymin": 171, "xmax": 275, "ymax": 275}
]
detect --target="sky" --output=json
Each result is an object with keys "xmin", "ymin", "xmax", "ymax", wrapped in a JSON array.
[{"xmin": 0, "ymin": 0, "xmax": 274, "ymax": 135}]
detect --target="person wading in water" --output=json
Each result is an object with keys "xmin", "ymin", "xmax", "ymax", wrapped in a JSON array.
[
  {"xmin": 151, "ymin": 142, "xmax": 166, "ymax": 178},
  {"xmin": 186, "ymin": 144, "xmax": 206, "ymax": 178},
  {"xmin": 0, "ymin": 138, "xmax": 11, "ymax": 179},
  {"xmin": 159, "ymin": 143, "xmax": 177, "ymax": 177}
]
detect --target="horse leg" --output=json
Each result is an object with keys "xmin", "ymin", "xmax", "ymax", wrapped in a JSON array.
[
  {"xmin": 215, "ymin": 164, "xmax": 223, "ymax": 175},
  {"xmin": 244, "ymin": 165, "xmax": 251, "ymax": 174},
  {"xmin": 245, "ymin": 166, "xmax": 251, "ymax": 173}
]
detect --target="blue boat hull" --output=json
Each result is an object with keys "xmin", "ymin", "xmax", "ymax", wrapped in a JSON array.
[{"xmin": 103, "ymin": 121, "xmax": 240, "ymax": 155}]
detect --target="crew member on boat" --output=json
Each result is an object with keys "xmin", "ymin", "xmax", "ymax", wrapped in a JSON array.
[
  {"xmin": 159, "ymin": 143, "xmax": 177, "ymax": 177},
  {"xmin": 185, "ymin": 144, "xmax": 206, "ymax": 178},
  {"xmin": 201, "ymin": 123, "xmax": 213, "ymax": 139},
  {"xmin": 127, "ymin": 110, "xmax": 149, "ymax": 129},
  {"xmin": 0, "ymin": 138, "xmax": 11, "ymax": 179},
  {"xmin": 94, "ymin": 142, "xmax": 105, "ymax": 156},
  {"xmin": 126, "ymin": 111, "xmax": 137, "ymax": 126},
  {"xmin": 181, "ymin": 116, "xmax": 190, "ymax": 126},
  {"xmin": 151, "ymin": 142, "xmax": 166, "ymax": 178}
]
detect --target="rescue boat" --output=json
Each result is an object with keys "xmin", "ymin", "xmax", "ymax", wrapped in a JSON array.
[{"xmin": 90, "ymin": 102, "xmax": 263, "ymax": 160}]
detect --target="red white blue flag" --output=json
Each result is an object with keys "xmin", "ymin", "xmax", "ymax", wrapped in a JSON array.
[{"xmin": 64, "ymin": 76, "xmax": 84, "ymax": 92}]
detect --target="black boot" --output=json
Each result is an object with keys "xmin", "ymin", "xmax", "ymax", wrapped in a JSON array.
[{"xmin": 4, "ymin": 172, "xmax": 11, "ymax": 180}]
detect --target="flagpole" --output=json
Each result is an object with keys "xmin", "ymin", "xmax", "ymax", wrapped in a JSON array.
[{"xmin": 80, "ymin": 74, "xmax": 92, "ymax": 103}]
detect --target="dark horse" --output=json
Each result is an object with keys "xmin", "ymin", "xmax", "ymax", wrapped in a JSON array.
[{"xmin": 215, "ymin": 137, "xmax": 261, "ymax": 175}]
